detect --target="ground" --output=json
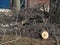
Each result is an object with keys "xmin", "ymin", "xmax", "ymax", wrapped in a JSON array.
[{"xmin": 0, "ymin": 35, "xmax": 59, "ymax": 45}]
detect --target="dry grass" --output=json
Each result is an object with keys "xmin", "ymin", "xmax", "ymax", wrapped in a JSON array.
[{"xmin": 0, "ymin": 35, "xmax": 57, "ymax": 45}]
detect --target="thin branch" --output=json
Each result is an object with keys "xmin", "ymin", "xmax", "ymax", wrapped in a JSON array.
[{"xmin": 0, "ymin": 37, "xmax": 21, "ymax": 45}]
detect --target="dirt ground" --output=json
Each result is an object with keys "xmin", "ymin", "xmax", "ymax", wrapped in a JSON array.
[{"xmin": 0, "ymin": 35, "xmax": 59, "ymax": 45}]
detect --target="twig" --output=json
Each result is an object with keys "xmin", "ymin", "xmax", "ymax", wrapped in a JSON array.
[{"xmin": 0, "ymin": 37, "xmax": 21, "ymax": 45}]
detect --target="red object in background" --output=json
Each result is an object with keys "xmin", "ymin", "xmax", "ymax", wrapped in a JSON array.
[
  {"xmin": 10, "ymin": 0, "xmax": 12, "ymax": 9},
  {"xmin": 27, "ymin": 0, "xmax": 50, "ymax": 8}
]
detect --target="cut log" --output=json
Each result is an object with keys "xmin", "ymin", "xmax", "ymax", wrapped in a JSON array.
[{"xmin": 41, "ymin": 31, "xmax": 49, "ymax": 39}]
